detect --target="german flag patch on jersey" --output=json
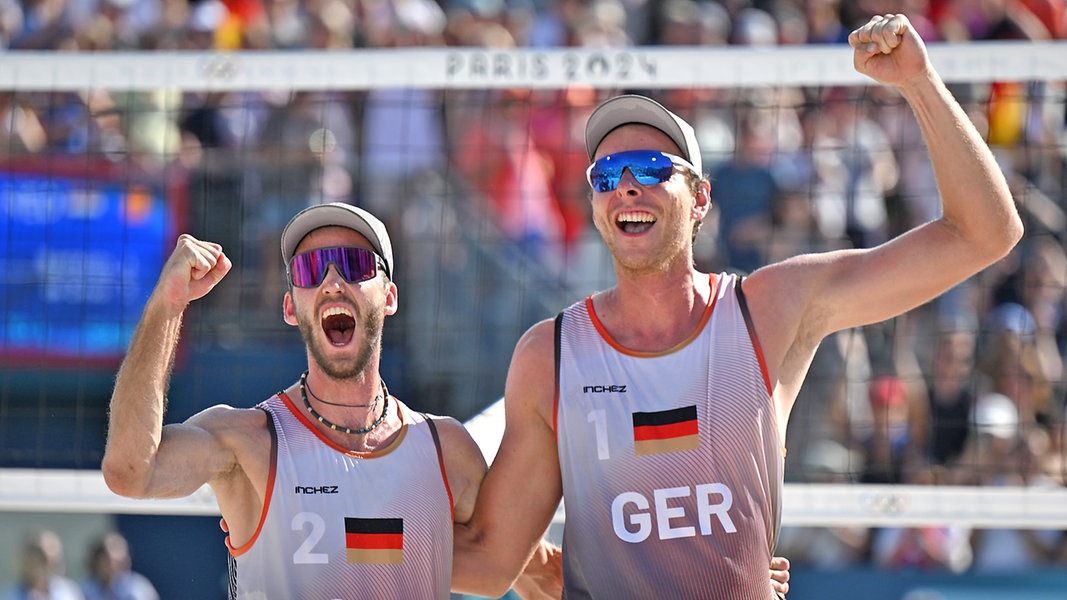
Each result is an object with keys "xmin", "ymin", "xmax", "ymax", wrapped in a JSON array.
[
  {"xmin": 632, "ymin": 406, "xmax": 699, "ymax": 456},
  {"xmin": 344, "ymin": 517, "xmax": 403, "ymax": 564}
]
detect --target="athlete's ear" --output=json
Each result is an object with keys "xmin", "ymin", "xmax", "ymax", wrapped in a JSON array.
[
  {"xmin": 693, "ymin": 179, "xmax": 711, "ymax": 219},
  {"xmin": 283, "ymin": 291, "xmax": 298, "ymax": 326},
  {"xmin": 383, "ymin": 280, "xmax": 398, "ymax": 317}
]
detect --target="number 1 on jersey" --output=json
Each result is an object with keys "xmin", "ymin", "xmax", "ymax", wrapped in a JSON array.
[{"xmin": 588, "ymin": 409, "xmax": 610, "ymax": 460}]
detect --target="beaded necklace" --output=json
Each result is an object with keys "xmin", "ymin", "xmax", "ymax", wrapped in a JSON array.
[
  {"xmin": 299, "ymin": 371, "xmax": 389, "ymax": 435},
  {"xmin": 305, "ymin": 374, "xmax": 379, "ymax": 408}
]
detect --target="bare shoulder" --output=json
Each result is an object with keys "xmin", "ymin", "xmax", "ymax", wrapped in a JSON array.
[
  {"xmin": 425, "ymin": 414, "xmax": 484, "ymax": 461},
  {"xmin": 181, "ymin": 404, "xmax": 274, "ymax": 482},
  {"xmin": 511, "ymin": 317, "xmax": 557, "ymax": 375},
  {"xmin": 501, "ymin": 317, "xmax": 558, "ymax": 434},
  {"xmin": 742, "ymin": 256, "xmax": 815, "ymax": 329},
  {"xmin": 424, "ymin": 414, "xmax": 489, "ymax": 525},
  {"xmin": 741, "ymin": 253, "xmax": 845, "ymax": 374},
  {"xmin": 186, "ymin": 403, "xmax": 271, "ymax": 440}
]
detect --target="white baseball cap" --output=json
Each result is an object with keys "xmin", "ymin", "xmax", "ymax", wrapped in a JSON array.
[
  {"xmin": 585, "ymin": 94, "xmax": 703, "ymax": 174},
  {"xmin": 281, "ymin": 202, "xmax": 394, "ymax": 279},
  {"xmin": 974, "ymin": 393, "xmax": 1019, "ymax": 440}
]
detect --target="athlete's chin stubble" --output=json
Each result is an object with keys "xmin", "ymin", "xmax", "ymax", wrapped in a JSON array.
[{"xmin": 296, "ymin": 303, "xmax": 385, "ymax": 380}]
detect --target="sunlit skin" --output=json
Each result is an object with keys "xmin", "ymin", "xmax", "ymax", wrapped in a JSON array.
[
  {"xmin": 100, "ymin": 223, "xmax": 561, "ymax": 597},
  {"xmin": 590, "ymin": 125, "xmax": 710, "ymax": 280},
  {"xmin": 102, "ymin": 204, "xmax": 563, "ymax": 593},
  {"xmin": 584, "ymin": 126, "xmax": 718, "ymax": 354},
  {"xmin": 452, "ymin": 14, "xmax": 1022, "ymax": 599},
  {"xmin": 284, "ymin": 227, "xmax": 393, "ymax": 388}
]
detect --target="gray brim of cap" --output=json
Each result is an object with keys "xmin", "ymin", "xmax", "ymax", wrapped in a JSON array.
[
  {"xmin": 584, "ymin": 94, "xmax": 702, "ymax": 174},
  {"xmin": 280, "ymin": 203, "xmax": 393, "ymax": 279}
]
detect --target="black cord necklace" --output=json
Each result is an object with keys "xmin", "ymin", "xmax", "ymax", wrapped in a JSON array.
[
  {"xmin": 304, "ymin": 373, "xmax": 379, "ymax": 408},
  {"xmin": 300, "ymin": 371, "xmax": 389, "ymax": 435}
]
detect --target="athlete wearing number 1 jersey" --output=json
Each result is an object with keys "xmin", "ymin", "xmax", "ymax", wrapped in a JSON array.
[
  {"xmin": 454, "ymin": 14, "xmax": 1022, "ymax": 600},
  {"xmin": 556, "ymin": 273, "xmax": 782, "ymax": 599}
]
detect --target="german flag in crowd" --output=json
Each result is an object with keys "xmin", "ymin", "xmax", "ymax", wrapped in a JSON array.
[
  {"xmin": 344, "ymin": 517, "xmax": 403, "ymax": 564},
  {"xmin": 632, "ymin": 406, "xmax": 699, "ymax": 456}
]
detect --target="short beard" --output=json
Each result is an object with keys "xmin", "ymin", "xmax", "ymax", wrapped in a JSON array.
[{"xmin": 296, "ymin": 300, "xmax": 385, "ymax": 381}]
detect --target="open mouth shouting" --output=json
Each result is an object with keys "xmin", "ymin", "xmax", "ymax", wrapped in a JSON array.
[
  {"xmin": 321, "ymin": 306, "xmax": 356, "ymax": 346},
  {"xmin": 617, "ymin": 210, "xmax": 656, "ymax": 234}
]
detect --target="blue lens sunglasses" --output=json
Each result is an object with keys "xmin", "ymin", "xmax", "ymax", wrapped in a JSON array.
[{"xmin": 585, "ymin": 150, "xmax": 699, "ymax": 193}]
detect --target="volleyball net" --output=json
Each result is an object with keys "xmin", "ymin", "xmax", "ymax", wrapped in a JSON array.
[{"xmin": 1, "ymin": 41, "xmax": 1066, "ymax": 532}]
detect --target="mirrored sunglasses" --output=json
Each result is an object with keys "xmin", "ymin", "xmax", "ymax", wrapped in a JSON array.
[
  {"xmin": 585, "ymin": 150, "xmax": 698, "ymax": 193},
  {"xmin": 287, "ymin": 246, "xmax": 384, "ymax": 288}
]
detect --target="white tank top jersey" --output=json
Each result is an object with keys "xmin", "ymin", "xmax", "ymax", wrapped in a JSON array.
[
  {"xmin": 227, "ymin": 391, "xmax": 454, "ymax": 600},
  {"xmin": 555, "ymin": 273, "xmax": 784, "ymax": 600}
]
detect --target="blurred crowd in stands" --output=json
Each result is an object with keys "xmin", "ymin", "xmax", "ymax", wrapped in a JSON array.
[
  {"xmin": 2, "ymin": 0, "xmax": 1067, "ymax": 575},
  {"xmin": 2, "ymin": 528, "xmax": 158, "ymax": 600}
]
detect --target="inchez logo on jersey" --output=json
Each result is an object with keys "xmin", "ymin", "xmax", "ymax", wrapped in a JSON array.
[
  {"xmin": 294, "ymin": 485, "xmax": 339, "ymax": 494},
  {"xmin": 632, "ymin": 405, "xmax": 699, "ymax": 455},
  {"xmin": 583, "ymin": 384, "xmax": 627, "ymax": 393},
  {"xmin": 344, "ymin": 517, "xmax": 403, "ymax": 564}
]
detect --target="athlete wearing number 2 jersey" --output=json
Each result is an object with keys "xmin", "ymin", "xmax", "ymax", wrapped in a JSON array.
[
  {"xmin": 228, "ymin": 392, "xmax": 452, "ymax": 599},
  {"xmin": 102, "ymin": 202, "xmax": 562, "ymax": 599}
]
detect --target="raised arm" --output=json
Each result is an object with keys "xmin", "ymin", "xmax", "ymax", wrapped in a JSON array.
[
  {"xmin": 101, "ymin": 234, "xmax": 234, "ymax": 499},
  {"xmin": 851, "ymin": 14, "xmax": 1023, "ymax": 273},
  {"xmin": 817, "ymin": 13, "xmax": 1023, "ymax": 331},
  {"xmin": 745, "ymin": 14, "xmax": 1023, "ymax": 418},
  {"xmin": 452, "ymin": 319, "xmax": 564, "ymax": 598}
]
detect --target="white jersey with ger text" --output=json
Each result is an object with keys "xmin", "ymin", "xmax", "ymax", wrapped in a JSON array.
[{"xmin": 555, "ymin": 273, "xmax": 784, "ymax": 599}]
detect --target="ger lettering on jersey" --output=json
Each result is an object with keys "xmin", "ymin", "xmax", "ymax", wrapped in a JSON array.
[{"xmin": 555, "ymin": 273, "xmax": 784, "ymax": 599}]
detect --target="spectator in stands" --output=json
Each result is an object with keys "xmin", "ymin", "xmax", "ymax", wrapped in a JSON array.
[
  {"xmin": 252, "ymin": 90, "xmax": 357, "ymax": 314},
  {"xmin": 67, "ymin": 0, "xmax": 160, "ymax": 50},
  {"xmin": 570, "ymin": 0, "xmax": 631, "ymax": 47},
  {"xmin": 358, "ymin": 0, "xmax": 449, "ymax": 232},
  {"xmin": 0, "ymin": 0, "xmax": 24, "ymax": 48},
  {"xmin": 924, "ymin": 323, "xmax": 979, "ymax": 468},
  {"xmin": 525, "ymin": 0, "xmax": 587, "ymax": 47},
  {"xmin": 953, "ymin": 392, "xmax": 1064, "ymax": 572},
  {"xmin": 9, "ymin": 0, "xmax": 74, "ymax": 49},
  {"xmin": 775, "ymin": 439, "xmax": 871, "ymax": 570},
  {"xmin": 978, "ymin": 301, "xmax": 1057, "ymax": 434},
  {"xmin": 655, "ymin": 0, "xmax": 731, "ymax": 47},
  {"xmin": 936, "ymin": 0, "xmax": 1065, "ymax": 243},
  {"xmin": 452, "ymin": 88, "xmax": 567, "ymax": 273},
  {"xmin": 865, "ymin": 66, "xmax": 941, "ymax": 236},
  {"xmin": 804, "ymin": 0, "xmax": 851, "ymax": 43},
  {"xmin": 764, "ymin": 171, "xmax": 836, "ymax": 264},
  {"xmin": 525, "ymin": 87, "xmax": 600, "ymax": 264},
  {"xmin": 1, "ymin": 528, "xmax": 83, "ymax": 600},
  {"xmin": 141, "ymin": 0, "xmax": 192, "ymax": 48},
  {"xmin": 258, "ymin": 0, "xmax": 308, "ymax": 49},
  {"xmin": 80, "ymin": 532, "xmax": 159, "ymax": 600},
  {"xmin": 710, "ymin": 107, "xmax": 781, "ymax": 273},
  {"xmin": 781, "ymin": 328, "xmax": 854, "ymax": 485},
  {"xmin": 731, "ymin": 6, "xmax": 779, "ymax": 46},
  {"xmin": 808, "ymin": 85, "xmax": 900, "ymax": 249},
  {"xmin": 0, "ymin": 92, "xmax": 47, "ymax": 154},
  {"xmin": 767, "ymin": 0, "xmax": 810, "ymax": 45},
  {"xmin": 997, "ymin": 237, "xmax": 1067, "ymax": 386},
  {"xmin": 856, "ymin": 374, "xmax": 925, "ymax": 484}
]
